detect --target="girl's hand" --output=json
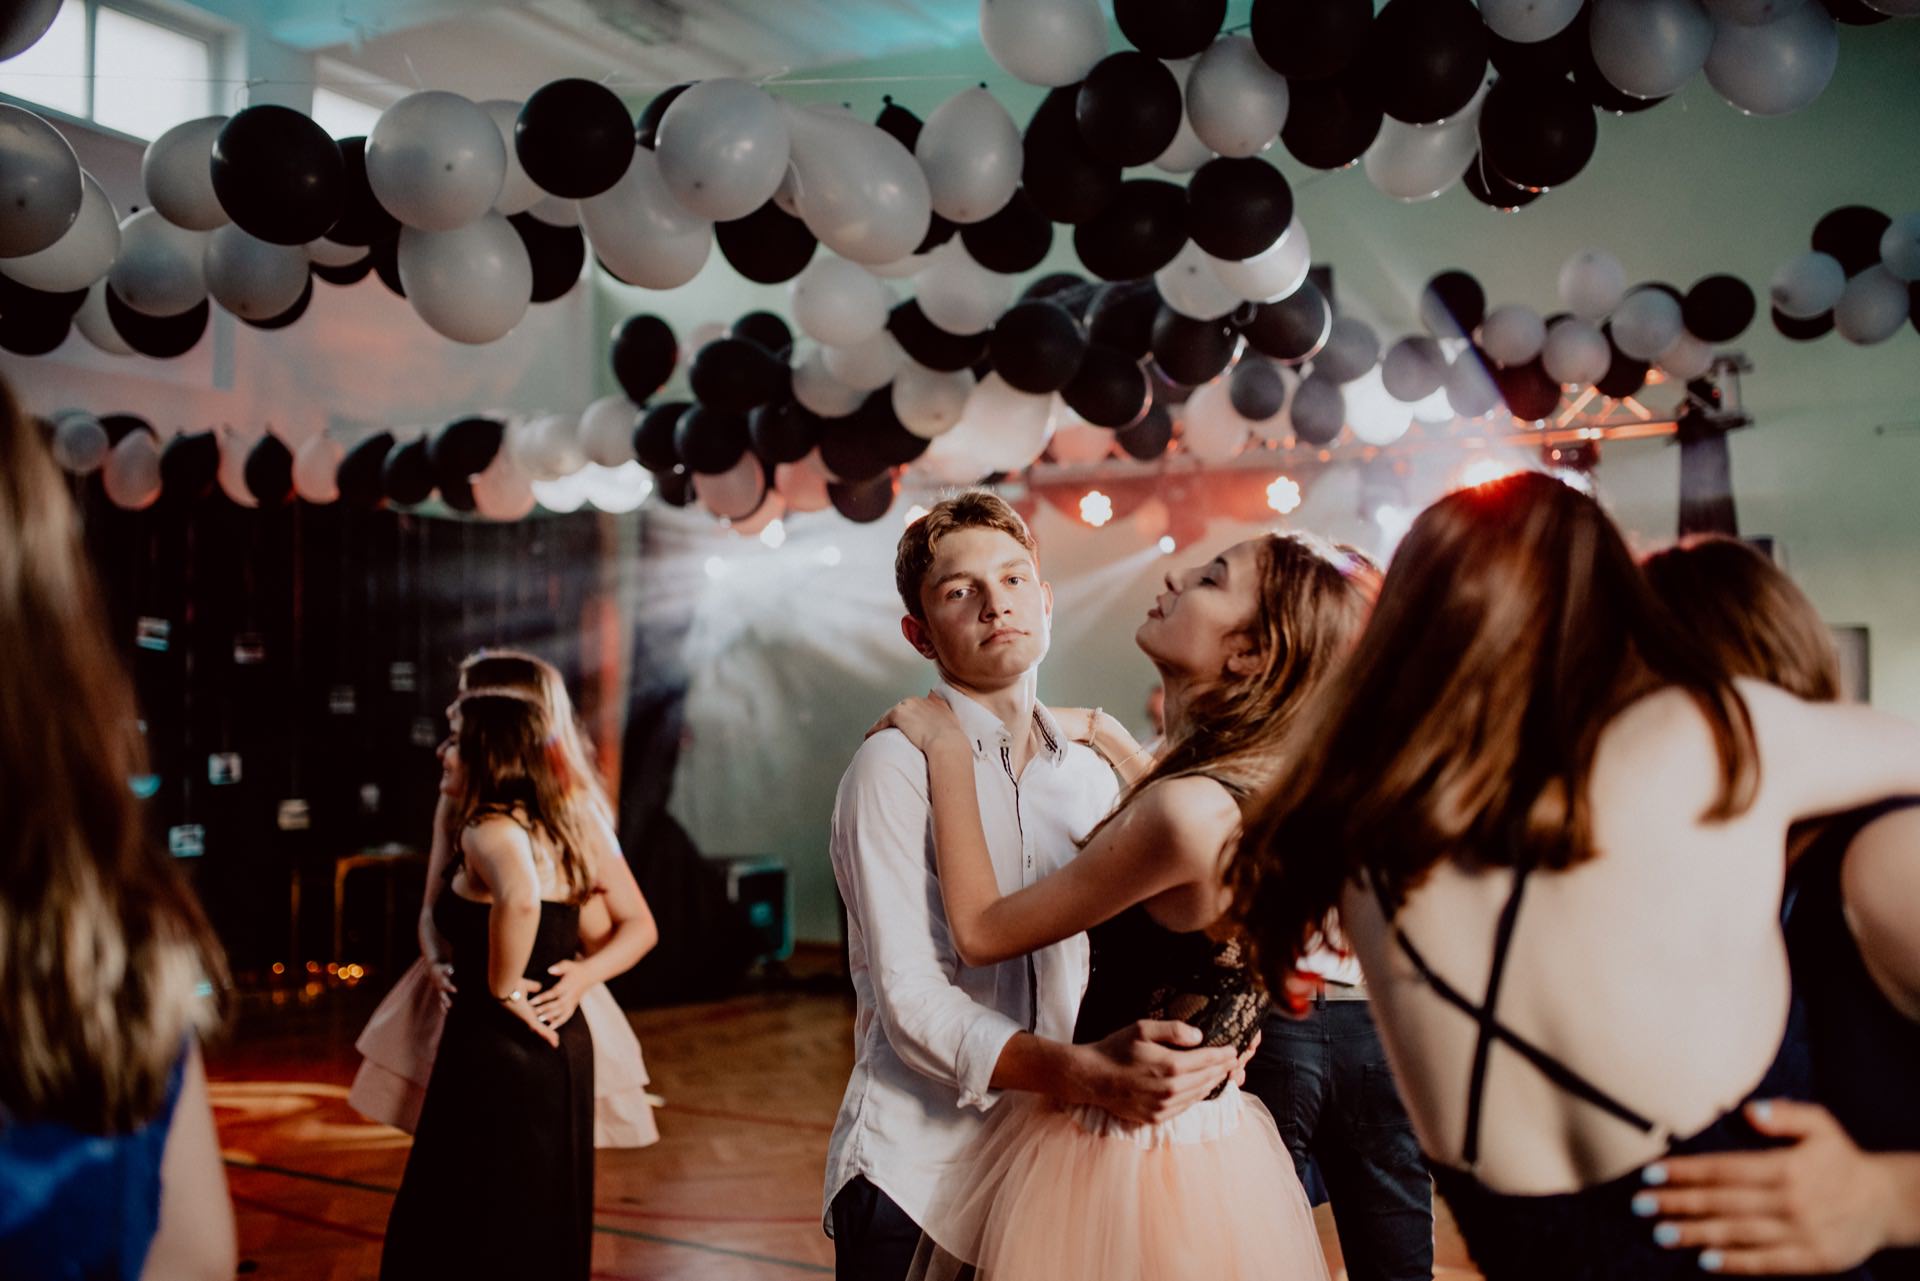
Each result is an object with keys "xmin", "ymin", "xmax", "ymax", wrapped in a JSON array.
[
  {"xmin": 529, "ymin": 958, "xmax": 590, "ymax": 1029},
  {"xmin": 497, "ymin": 980, "xmax": 560, "ymax": 1049},
  {"xmin": 1047, "ymin": 706, "xmax": 1105, "ymax": 747},
  {"xmin": 427, "ymin": 960, "xmax": 457, "ymax": 1010},
  {"xmin": 867, "ymin": 693, "xmax": 968, "ymax": 756}
]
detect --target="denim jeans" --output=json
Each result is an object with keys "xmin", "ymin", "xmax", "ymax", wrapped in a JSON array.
[{"xmin": 1243, "ymin": 1001, "xmax": 1435, "ymax": 1281}]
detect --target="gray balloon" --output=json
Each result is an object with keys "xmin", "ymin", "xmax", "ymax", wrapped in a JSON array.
[
  {"xmin": 1704, "ymin": 3, "xmax": 1839, "ymax": 117},
  {"xmin": 1446, "ymin": 352, "xmax": 1502, "ymax": 418},
  {"xmin": 1769, "ymin": 251, "xmax": 1845, "ymax": 319},
  {"xmin": 1315, "ymin": 317, "xmax": 1381, "ymax": 384},
  {"xmin": 0, "ymin": 103, "xmax": 82, "ymax": 257},
  {"xmin": 1834, "ymin": 267, "xmax": 1909, "ymax": 346},
  {"xmin": 0, "ymin": 0, "xmax": 61, "ymax": 61},
  {"xmin": 1229, "ymin": 358, "xmax": 1288, "ymax": 421},
  {"xmin": 1381, "ymin": 336, "xmax": 1447, "ymax": 402},
  {"xmin": 1290, "ymin": 372, "xmax": 1346, "ymax": 445},
  {"xmin": 1610, "ymin": 288, "xmax": 1684, "ymax": 361},
  {"xmin": 1589, "ymin": 0, "xmax": 1715, "ymax": 100}
]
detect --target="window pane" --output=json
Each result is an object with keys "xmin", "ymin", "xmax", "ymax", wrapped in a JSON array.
[
  {"xmin": 310, "ymin": 86, "xmax": 384, "ymax": 141},
  {"xmin": 91, "ymin": 8, "xmax": 213, "ymax": 141},
  {"xmin": 0, "ymin": 0, "xmax": 88, "ymax": 119}
]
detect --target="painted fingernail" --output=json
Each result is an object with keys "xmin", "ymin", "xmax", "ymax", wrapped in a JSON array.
[
  {"xmin": 1631, "ymin": 1193, "xmax": 1659, "ymax": 1218},
  {"xmin": 1642, "ymin": 1163, "xmax": 1670, "ymax": 1186},
  {"xmin": 1654, "ymin": 1223, "xmax": 1682, "ymax": 1247},
  {"xmin": 1700, "ymin": 1249, "xmax": 1724, "ymax": 1272},
  {"xmin": 1750, "ymin": 1100, "xmax": 1773, "ymax": 1123}
]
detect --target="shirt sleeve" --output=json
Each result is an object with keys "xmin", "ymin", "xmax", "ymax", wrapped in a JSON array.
[{"xmin": 832, "ymin": 734, "xmax": 1021, "ymax": 1111}]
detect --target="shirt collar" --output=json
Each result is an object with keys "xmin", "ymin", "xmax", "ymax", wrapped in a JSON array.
[{"xmin": 936, "ymin": 679, "xmax": 1069, "ymax": 767}]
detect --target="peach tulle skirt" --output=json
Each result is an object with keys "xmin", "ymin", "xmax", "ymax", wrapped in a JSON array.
[
  {"xmin": 348, "ymin": 956, "xmax": 659, "ymax": 1149},
  {"xmin": 910, "ymin": 1083, "xmax": 1329, "ymax": 1281}
]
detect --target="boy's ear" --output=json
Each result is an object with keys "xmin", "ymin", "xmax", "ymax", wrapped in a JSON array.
[
  {"xmin": 900, "ymin": 613, "xmax": 939, "ymax": 661},
  {"xmin": 1042, "ymin": 579, "xmax": 1053, "ymax": 618}
]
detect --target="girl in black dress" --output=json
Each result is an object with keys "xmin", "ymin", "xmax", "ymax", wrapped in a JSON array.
[{"xmin": 381, "ymin": 690, "xmax": 597, "ymax": 1280}]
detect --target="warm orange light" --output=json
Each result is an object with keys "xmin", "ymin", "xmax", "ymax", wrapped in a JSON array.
[{"xmin": 1457, "ymin": 457, "xmax": 1528, "ymax": 489}]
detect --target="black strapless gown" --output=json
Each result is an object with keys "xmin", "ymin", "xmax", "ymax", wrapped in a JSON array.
[{"xmin": 380, "ymin": 894, "xmax": 595, "ymax": 1280}]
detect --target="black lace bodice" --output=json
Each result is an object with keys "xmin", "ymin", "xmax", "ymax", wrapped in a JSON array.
[{"xmin": 1073, "ymin": 904, "xmax": 1269, "ymax": 1064}]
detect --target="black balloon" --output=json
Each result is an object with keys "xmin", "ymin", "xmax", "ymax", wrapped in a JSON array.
[
  {"xmin": 860, "ymin": 391, "xmax": 932, "ymax": 468},
  {"xmin": 312, "ymin": 254, "xmax": 372, "ymax": 285},
  {"xmin": 1571, "ymin": 7, "xmax": 1668, "ymax": 116},
  {"xmin": 656, "ymin": 465, "xmax": 695, "ymax": 507},
  {"xmin": 1075, "ymin": 52, "xmax": 1183, "ymax": 168},
  {"xmin": 818, "ymin": 412, "xmax": 894, "ymax": 483},
  {"xmin": 1463, "ymin": 151, "xmax": 1542, "ymax": 211},
  {"xmin": 635, "ymin": 83, "xmax": 691, "ymax": 149},
  {"xmin": 689, "ymin": 338, "xmax": 787, "ymax": 412},
  {"xmin": 749, "ymin": 399, "xmax": 822, "ymax": 464},
  {"xmin": 327, "ymin": 137, "xmax": 399, "ymax": 247},
  {"xmin": 1085, "ymin": 281, "xmax": 1160, "ymax": 357},
  {"xmin": 0, "ymin": 272, "xmax": 85, "ymax": 322},
  {"xmin": 364, "ymin": 235, "xmax": 405, "ymax": 297},
  {"xmin": 1486, "ymin": 19, "xmax": 1581, "ymax": 83},
  {"xmin": 382, "ymin": 437, "xmax": 436, "ymax": 506},
  {"xmin": 960, "ymin": 188, "xmax": 1052, "ymax": 274},
  {"xmin": 1229, "ymin": 357, "xmax": 1288, "ymax": 420},
  {"xmin": 634, "ymin": 401, "xmax": 689, "ymax": 473},
  {"xmin": 1250, "ymin": 0, "xmax": 1373, "ymax": 81},
  {"xmin": 243, "ymin": 434, "xmax": 295, "ymax": 506},
  {"xmin": 989, "ymin": 302, "xmax": 1089, "ymax": 395},
  {"xmin": 611, "ymin": 313, "xmax": 678, "ymax": 403},
  {"xmin": 1682, "ymin": 275, "xmax": 1756, "ymax": 343},
  {"xmin": 1116, "ymin": 402, "xmax": 1174, "ymax": 460},
  {"xmin": 239, "ymin": 275, "xmax": 314, "ymax": 330},
  {"xmin": 875, "ymin": 96, "xmax": 923, "ymax": 152},
  {"xmin": 509, "ymin": 213, "xmax": 587, "ymax": 303},
  {"xmin": 1280, "ymin": 69, "xmax": 1383, "ymax": 170},
  {"xmin": 1367, "ymin": 0, "xmax": 1487, "ymax": 125},
  {"xmin": 429, "ymin": 416, "xmax": 505, "ymax": 489},
  {"xmin": 1821, "ymin": 0, "xmax": 1892, "ymax": 22},
  {"xmin": 1493, "ymin": 358, "xmax": 1563, "ymax": 421},
  {"xmin": 1812, "ymin": 206, "xmax": 1891, "ymax": 277},
  {"xmin": 1187, "ymin": 158, "xmax": 1294, "ymax": 261},
  {"xmin": 1073, "ymin": 179, "xmax": 1188, "ymax": 281},
  {"xmin": 336, "ymin": 431, "xmax": 394, "ymax": 508},
  {"xmin": 1150, "ymin": 307, "xmax": 1237, "ymax": 385},
  {"xmin": 1022, "ymin": 271, "xmax": 1091, "ymax": 309},
  {"xmin": 1115, "ymin": 0, "xmax": 1226, "ymax": 59},
  {"xmin": 716, "ymin": 200, "xmax": 818, "ymax": 285},
  {"xmin": 1381, "ymin": 335, "xmax": 1447, "ymax": 401},
  {"xmin": 1063, "ymin": 343, "xmax": 1151, "ymax": 427},
  {"xmin": 1595, "ymin": 334, "xmax": 1649, "ymax": 399},
  {"xmin": 732, "ymin": 310, "xmax": 793, "ymax": 355},
  {"xmin": 1479, "ymin": 76, "xmax": 1597, "ymax": 192},
  {"xmin": 828, "ymin": 471, "xmax": 898, "ymax": 523},
  {"xmin": 440, "ymin": 471, "xmax": 477, "ymax": 514},
  {"xmin": 0, "ymin": 306, "xmax": 70, "ymax": 355},
  {"xmin": 888, "ymin": 300, "xmax": 988, "ymax": 372},
  {"xmin": 1023, "ymin": 86, "xmax": 1122, "ymax": 225},
  {"xmin": 516, "ymin": 79, "xmax": 635, "ymax": 200},
  {"xmin": 1420, "ymin": 270, "xmax": 1486, "ymax": 338},
  {"xmin": 100, "ymin": 414, "xmax": 155, "ymax": 446},
  {"xmin": 158, "ymin": 431, "xmax": 218, "ymax": 501},
  {"xmin": 1772, "ymin": 306, "xmax": 1834, "ymax": 341},
  {"xmin": 1239, "ymin": 281, "xmax": 1331, "ymax": 363},
  {"xmin": 105, "ymin": 287, "xmax": 208, "ymax": 359},
  {"xmin": 1290, "ymin": 372, "xmax": 1347, "ymax": 444},
  {"xmin": 674, "ymin": 403, "xmax": 750, "ymax": 475},
  {"xmin": 211, "ymin": 106, "xmax": 345, "ymax": 245}
]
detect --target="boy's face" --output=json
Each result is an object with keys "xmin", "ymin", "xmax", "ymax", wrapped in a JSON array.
[{"xmin": 902, "ymin": 525, "xmax": 1052, "ymax": 689}]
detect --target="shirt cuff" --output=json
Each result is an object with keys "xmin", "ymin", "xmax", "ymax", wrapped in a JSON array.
[{"xmin": 953, "ymin": 1010, "xmax": 1023, "ymax": 1111}]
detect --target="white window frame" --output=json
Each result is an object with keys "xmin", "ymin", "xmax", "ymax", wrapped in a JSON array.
[{"xmin": 0, "ymin": 0, "xmax": 228, "ymax": 140}]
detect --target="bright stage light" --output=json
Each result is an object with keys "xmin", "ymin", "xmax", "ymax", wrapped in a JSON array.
[
  {"xmin": 1158, "ymin": 535, "xmax": 1177, "ymax": 555},
  {"xmin": 1265, "ymin": 475, "xmax": 1302, "ymax": 516},
  {"xmin": 820, "ymin": 545, "xmax": 843, "ymax": 567},
  {"xmin": 1456, "ymin": 457, "xmax": 1528, "ymax": 489},
  {"xmin": 759, "ymin": 518, "xmax": 787, "ymax": 549},
  {"xmin": 1079, "ymin": 490, "xmax": 1113, "ymax": 527},
  {"xmin": 703, "ymin": 556, "xmax": 728, "ymax": 580},
  {"xmin": 903, "ymin": 504, "xmax": 929, "ymax": 526}
]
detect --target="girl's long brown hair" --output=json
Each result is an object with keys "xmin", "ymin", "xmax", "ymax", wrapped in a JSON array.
[
  {"xmin": 1228, "ymin": 472, "xmax": 1759, "ymax": 1002},
  {"xmin": 1642, "ymin": 536, "xmax": 1841, "ymax": 704},
  {"xmin": 451, "ymin": 691, "xmax": 596, "ymax": 902},
  {"xmin": 460, "ymin": 650, "xmax": 612, "ymax": 821},
  {"xmin": 0, "ymin": 384, "xmax": 227, "ymax": 1132}
]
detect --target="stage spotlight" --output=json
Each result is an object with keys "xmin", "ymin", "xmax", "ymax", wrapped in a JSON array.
[
  {"xmin": 1265, "ymin": 475, "xmax": 1302, "ymax": 516},
  {"xmin": 1079, "ymin": 490, "xmax": 1113, "ymax": 527},
  {"xmin": 1158, "ymin": 535, "xmax": 1177, "ymax": 555}
]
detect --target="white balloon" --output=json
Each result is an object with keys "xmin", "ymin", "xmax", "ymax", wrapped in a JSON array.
[
  {"xmin": 1180, "ymin": 379, "xmax": 1250, "ymax": 461},
  {"xmin": 480, "ymin": 100, "xmax": 543, "ymax": 215},
  {"xmin": 1481, "ymin": 0, "xmax": 1586, "ymax": 40},
  {"xmin": 204, "ymin": 225, "xmax": 309, "ymax": 320},
  {"xmin": 292, "ymin": 435, "xmax": 343, "ymax": 503},
  {"xmin": 790, "ymin": 255, "xmax": 890, "ymax": 346},
  {"xmin": 693, "ymin": 450, "xmax": 768, "ymax": 520},
  {"xmin": 1610, "ymin": 287, "xmax": 1684, "ymax": 361},
  {"xmin": 1344, "ymin": 367, "xmax": 1415, "ymax": 447},
  {"xmin": 515, "ymin": 412, "xmax": 585, "ymax": 481},
  {"xmin": 775, "ymin": 454, "xmax": 831, "ymax": 512},
  {"xmin": 978, "ymin": 0, "xmax": 1105, "ymax": 87},
  {"xmin": 950, "ymin": 372, "xmax": 1055, "ymax": 471},
  {"xmin": 216, "ymin": 426, "xmax": 259, "ymax": 508},
  {"xmin": 0, "ymin": 103, "xmax": 81, "ymax": 257},
  {"xmin": 579, "ymin": 149, "xmax": 713, "ymax": 289},
  {"xmin": 102, "ymin": 432, "xmax": 161, "ymax": 509},
  {"xmin": 1541, "ymin": 317, "xmax": 1611, "ymax": 385},
  {"xmin": 823, "ymin": 329, "xmax": 905, "ymax": 392},
  {"xmin": 1411, "ymin": 387, "xmax": 1455, "ymax": 424},
  {"xmin": 1589, "ymin": 0, "xmax": 1715, "ymax": 100},
  {"xmin": 1153, "ymin": 59, "xmax": 1214, "ymax": 174},
  {"xmin": 1558, "ymin": 248, "xmax": 1628, "ymax": 319},
  {"xmin": 916, "ymin": 241, "xmax": 1013, "ymax": 335},
  {"xmin": 1704, "ymin": 2, "xmax": 1839, "ymax": 116},
  {"xmin": 471, "ymin": 448, "xmax": 537, "ymax": 520},
  {"xmin": 1363, "ymin": 103, "xmax": 1481, "ymax": 202},
  {"xmin": 1156, "ymin": 239, "xmax": 1240, "ymax": 320},
  {"xmin": 1654, "ymin": 331, "xmax": 1714, "ymax": 380},
  {"xmin": 1186, "ymin": 36, "xmax": 1290, "ymax": 158},
  {"xmin": 1770, "ymin": 251, "xmax": 1846, "ymax": 318},
  {"xmin": 894, "ymin": 361, "xmax": 975, "ymax": 438},
  {"xmin": 141, "ymin": 116, "xmax": 228, "ymax": 231},
  {"xmin": 1882, "ymin": 213, "xmax": 1920, "ymax": 283},
  {"xmin": 1048, "ymin": 414, "xmax": 1114, "ymax": 465},
  {"xmin": 397, "ymin": 213, "xmax": 532, "ymax": 344},
  {"xmin": 578, "ymin": 394, "xmax": 640, "ymax": 467},
  {"xmin": 865, "ymin": 248, "xmax": 938, "ymax": 279},
  {"xmin": 51, "ymin": 411, "xmax": 109, "ymax": 474},
  {"xmin": 0, "ymin": 169, "xmax": 116, "ymax": 291},
  {"xmin": 1705, "ymin": 0, "xmax": 1808, "ymax": 20},
  {"xmin": 783, "ymin": 102, "xmax": 931, "ymax": 265},
  {"xmin": 791, "ymin": 345, "xmax": 868, "ymax": 418},
  {"xmin": 305, "ymin": 236, "xmax": 365, "ymax": 267},
  {"xmin": 108, "ymin": 209, "xmax": 208, "ymax": 316},
  {"xmin": 366, "ymin": 91, "xmax": 506, "ymax": 231},
  {"xmin": 73, "ymin": 279, "xmax": 132, "ymax": 354},
  {"xmin": 578, "ymin": 460, "xmax": 654, "ymax": 513},
  {"xmin": 916, "ymin": 87, "xmax": 1022, "ymax": 225},
  {"xmin": 656, "ymin": 78, "xmax": 792, "ymax": 221},
  {"xmin": 528, "ymin": 193, "xmax": 579, "ymax": 227},
  {"xmin": 1834, "ymin": 266, "xmax": 1910, "ymax": 345},
  {"xmin": 1210, "ymin": 218, "xmax": 1310, "ymax": 303},
  {"xmin": 1480, "ymin": 304, "xmax": 1547, "ymax": 367}
]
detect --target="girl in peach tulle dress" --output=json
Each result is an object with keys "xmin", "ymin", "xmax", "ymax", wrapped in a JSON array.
[
  {"xmin": 350, "ymin": 651, "xmax": 660, "ymax": 1149},
  {"xmin": 871, "ymin": 534, "xmax": 1379, "ymax": 1281}
]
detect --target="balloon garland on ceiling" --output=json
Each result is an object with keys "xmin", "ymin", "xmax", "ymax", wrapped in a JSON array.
[{"xmin": 5, "ymin": 0, "xmax": 1918, "ymax": 529}]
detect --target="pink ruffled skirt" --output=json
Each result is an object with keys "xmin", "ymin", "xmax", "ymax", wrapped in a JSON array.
[
  {"xmin": 911, "ymin": 1084, "xmax": 1328, "ymax": 1281},
  {"xmin": 348, "ymin": 956, "xmax": 659, "ymax": 1148}
]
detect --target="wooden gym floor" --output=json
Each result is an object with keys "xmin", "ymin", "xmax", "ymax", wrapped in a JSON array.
[{"xmin": 208, "ymin": 972, "xmax": 1482, "ymax": 1279}]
